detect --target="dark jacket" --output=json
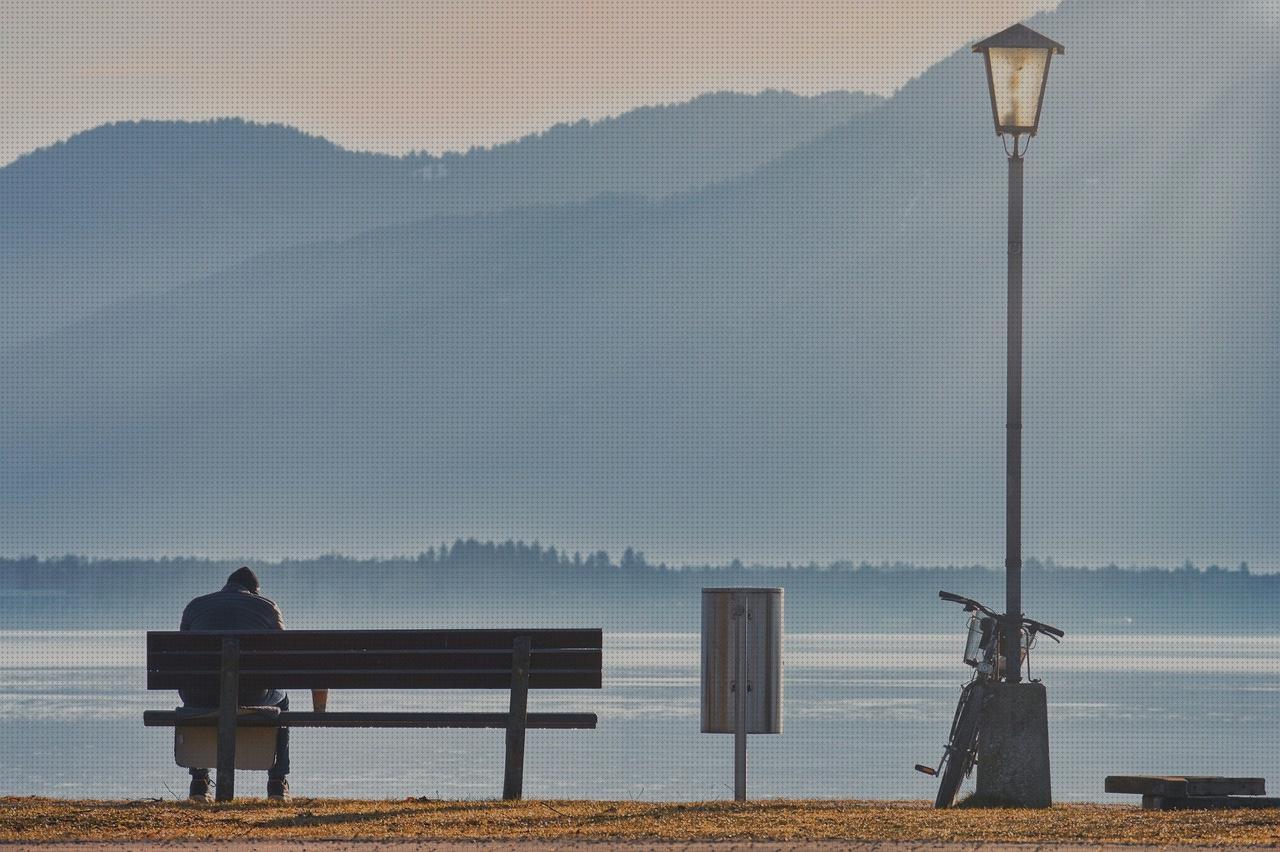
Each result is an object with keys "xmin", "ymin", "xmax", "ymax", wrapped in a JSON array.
[
  {"xmin": 179, "ymin": 582, "xmax": 285, "ymax": 706},
  {"xmin": 181, "ymin": 583, "xmax": 285, "ymax": 631}
]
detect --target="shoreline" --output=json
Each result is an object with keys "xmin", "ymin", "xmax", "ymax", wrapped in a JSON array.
[
  {"xmin": 4, "ymin": 798, "xmax": 1280, "ymax": 847},
  {"xmin": 12, "ymin": 839, "xmax": 1280, "ymax": 844}
]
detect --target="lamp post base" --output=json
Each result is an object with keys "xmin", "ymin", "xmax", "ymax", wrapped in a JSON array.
[{"xmin": 976, "ymin": 681, "xmax": 1052, "ymax": 807}]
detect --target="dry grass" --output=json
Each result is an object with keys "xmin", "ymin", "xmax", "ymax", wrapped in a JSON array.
[{"xmin": 3, "ymin": 798, "xmax": 1280, "ymax": 845}]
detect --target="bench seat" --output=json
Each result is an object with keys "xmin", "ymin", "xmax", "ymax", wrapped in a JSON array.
[{"xmin": 1106, "ymin": 775, "xmax": 1276, "ymax": 810}]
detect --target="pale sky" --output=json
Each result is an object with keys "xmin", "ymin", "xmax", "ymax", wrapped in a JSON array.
[{"xmin": 0, "ymin": 1, "xmax": 1059, "ymax": 164}]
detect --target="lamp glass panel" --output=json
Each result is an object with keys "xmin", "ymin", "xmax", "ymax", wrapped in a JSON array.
[{"xmin": 988, "ymin": 46, "xmax": 1050, "ymax": 131}]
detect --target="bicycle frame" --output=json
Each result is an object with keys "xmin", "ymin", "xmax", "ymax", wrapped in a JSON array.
[{"xmin": 916, "ymin": 590, "xmax": 1062, "ymax": 807}]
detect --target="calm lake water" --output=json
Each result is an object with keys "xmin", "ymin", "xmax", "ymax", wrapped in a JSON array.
[{"xmin": 3, "ymin": 631, "xmax": 1278, "ymax": 801}]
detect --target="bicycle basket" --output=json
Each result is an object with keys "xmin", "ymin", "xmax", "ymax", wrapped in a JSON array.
[{"xmin": 962, "ymin": 615, "xmax": 986, "ymax": 667}]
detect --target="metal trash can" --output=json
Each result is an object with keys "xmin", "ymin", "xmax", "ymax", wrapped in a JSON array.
[{"xmin": 701, "ymin": 588, "xmax": 783, "ymax": 734}]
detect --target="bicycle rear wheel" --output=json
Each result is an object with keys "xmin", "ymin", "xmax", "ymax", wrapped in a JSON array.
[{"xmin": 934, "ymin": 680, "xmax": 985, "ymax": 808}]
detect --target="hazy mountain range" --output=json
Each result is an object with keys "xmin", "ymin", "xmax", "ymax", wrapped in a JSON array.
[
  {"xmin": 2, "ymin": 0, "xmax": 1276, "ymax": 566},
  {"xmin": 0, "ymin": 90, "xmax": 880, "ymax": 343}
]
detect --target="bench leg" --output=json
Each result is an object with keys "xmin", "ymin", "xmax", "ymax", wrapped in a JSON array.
[
  {"xmin": 502, "ymin": 636, "xmax": 531, "ymax": 800},
  {"xmin": 215, "ymin": 637, "xmax": 240, "ymax": 802}
]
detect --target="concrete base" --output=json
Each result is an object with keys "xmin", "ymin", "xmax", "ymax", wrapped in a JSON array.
[{"xmin": 976, "ymin": 681, "xmax": 1052, "ymax": 807}]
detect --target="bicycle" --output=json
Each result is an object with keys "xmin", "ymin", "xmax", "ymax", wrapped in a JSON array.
[{"xmin": 914, "ymin": 590, "xmax": 1063, "ymax": 808}]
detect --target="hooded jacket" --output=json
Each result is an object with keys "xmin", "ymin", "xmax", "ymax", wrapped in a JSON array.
[
  {"xmin": 181, "ymin": 582, "xmax": 285, "ymax": 631},
  {"xmin": 178, "ymin": 582, "xmax": 285, "ymax": 706}
]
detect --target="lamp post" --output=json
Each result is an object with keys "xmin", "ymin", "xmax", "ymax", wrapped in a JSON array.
[{"xmin": 972, "ymin": 24, "xmax": 1063, "ymax": 684}]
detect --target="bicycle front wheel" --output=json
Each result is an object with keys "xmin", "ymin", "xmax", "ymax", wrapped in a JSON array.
[{"xmin": 934, "ymin": 680, "xmax": 985, "ymax": 808}]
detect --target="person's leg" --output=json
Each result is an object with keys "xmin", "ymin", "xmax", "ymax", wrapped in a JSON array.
[
  {"xmin": 268, "ymin": 694, "xmax": 290, "ymax": 784},
  {"xmin": 180, "ymin": 690, "xmax": 214, "ymax": 799},
  {"xmin": 188, "ymin": 768, "xmax": 213, "ymax": 802}
]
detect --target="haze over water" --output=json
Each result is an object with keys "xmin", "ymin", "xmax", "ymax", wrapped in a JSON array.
[{"xmin": 7, "ymin": 630, "xmax": 1278, "ymax": 801}]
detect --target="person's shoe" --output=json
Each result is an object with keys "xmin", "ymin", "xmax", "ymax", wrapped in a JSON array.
[
  {"xmin": 188, "ymin": 776, "xmax": 213, "ymax": 803},
  {"xmin": 267, "ymin": 778, "xmax": 291, "ymax": 801}
]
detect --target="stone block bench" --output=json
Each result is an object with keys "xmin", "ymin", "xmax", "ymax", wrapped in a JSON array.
[{"xmin": 1105, "ymin": 775, "xmax": 1279, "ymax": 810}]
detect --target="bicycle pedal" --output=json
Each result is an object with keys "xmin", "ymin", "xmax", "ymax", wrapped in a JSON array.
[{"xmin": 914, "ymin": 764, "xmax": 938, "ymax": 776}]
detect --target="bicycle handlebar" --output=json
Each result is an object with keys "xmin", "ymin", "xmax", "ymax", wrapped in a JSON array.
[
  {"xmin": 938, "ymin": 590, "xmax": 998, "ymax": 617},
  {"xmin": 937, "ymin": 591, "xmax": 1065, "ymax": 639},
  {"xmin": 1024, "ymin": 618, "xmax": 1065, "ymax": 639}
]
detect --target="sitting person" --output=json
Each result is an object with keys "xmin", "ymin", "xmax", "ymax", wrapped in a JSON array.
[{"xmin": 179, "ymin": 566, "xmax": 290, "ymax": 802}]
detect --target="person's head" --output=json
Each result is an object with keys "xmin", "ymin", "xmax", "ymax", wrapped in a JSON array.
[{"xmin": 226, "ymin": 566, "xmax": 260, "ymax": 594}]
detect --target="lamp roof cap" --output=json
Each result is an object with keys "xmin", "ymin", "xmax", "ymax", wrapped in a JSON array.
[{"xmin": 972, "ymin": 23, "xmax": 1064, "ymax": 55}]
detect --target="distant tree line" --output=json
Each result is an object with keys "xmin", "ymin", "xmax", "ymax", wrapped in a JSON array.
[{"xmin": 0, "ymin": 540, "xmax": 1258, "ymax": 576}]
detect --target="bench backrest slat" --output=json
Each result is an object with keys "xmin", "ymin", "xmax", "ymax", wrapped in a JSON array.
[
  {"xmin": 148, "ymin": 629, "xmax": 601, "ymax": 653},
  {"xmin": 147, "ymin": 629, "xmax": 603, "ymax": 691}
]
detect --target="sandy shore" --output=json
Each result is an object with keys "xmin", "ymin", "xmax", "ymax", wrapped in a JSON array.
[
  {"xmin": 7, "ymin": 839, "xmax": 1269, "ymax": 844},
  {"xmin": 4, "ymin": 798, "xmax": 1279, "ymax": 848}
]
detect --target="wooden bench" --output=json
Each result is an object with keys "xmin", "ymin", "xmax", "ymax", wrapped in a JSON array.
[
  {"xmin": 144, "ymin": 629, "xmax": 602, "ymax": 801},
  {"xmin": 1105, "ymin": 775, "xmax": 1278, "ymax": 810}
]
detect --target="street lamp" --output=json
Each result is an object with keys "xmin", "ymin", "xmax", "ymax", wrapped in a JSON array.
[
  {"xmin": 974, "ymin": 24, "xmax": 1064, "ymax": 140},
  {"xmin": 972, "ymin": 24, "xmax": 1063, "ymax": 684}
]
